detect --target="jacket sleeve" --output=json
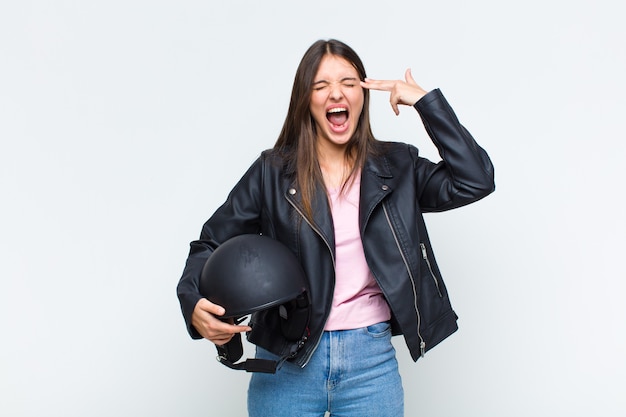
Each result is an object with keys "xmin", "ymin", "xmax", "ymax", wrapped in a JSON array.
[
  {"xmin": 412, "ymin": 89, "xmax": 495, "ymax": 212},
  {"xmin": 176, "ymin": 154, "xmax": 265, "ymax": 339}
]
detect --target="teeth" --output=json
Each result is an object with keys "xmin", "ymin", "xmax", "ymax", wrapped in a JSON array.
[{"xmin": 327, "ymin": 107, "xmax": 347, "ymax": 113}]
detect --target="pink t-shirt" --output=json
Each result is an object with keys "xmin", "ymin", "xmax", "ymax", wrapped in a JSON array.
[{"xmin": 324, "ymin": 175, "xmax": 392, "ymax": 331}]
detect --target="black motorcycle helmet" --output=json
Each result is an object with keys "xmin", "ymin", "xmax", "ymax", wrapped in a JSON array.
[{"xmin": 199, "ymin": 234, "xmax": 310, "ymax": 373}]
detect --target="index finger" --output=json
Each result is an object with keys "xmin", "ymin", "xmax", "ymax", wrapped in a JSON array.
[
  {"xmin": 360, "ymin": 78, "xmax": 397, "ymax": 92},
  {"xmin": 213, "ymin": 317, "xmax": 252, "ymax": 334}
]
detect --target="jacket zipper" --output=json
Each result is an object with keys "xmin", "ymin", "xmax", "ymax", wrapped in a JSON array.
[
  {"xmin": 382, "ymin": 203, "xmax": 426, "ymax": 357},
  {"xmin": 420, "ymin": 243, "xmax": 443, "ymax": 298},
  {"xmin": 286, "ymin": 194, "xmax": 335, "ymax": 367}
]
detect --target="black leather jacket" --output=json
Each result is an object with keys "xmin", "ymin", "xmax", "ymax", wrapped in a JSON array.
[{"xmin": 177, "ymin": 89, "xmax": 495, "ymax": 366}]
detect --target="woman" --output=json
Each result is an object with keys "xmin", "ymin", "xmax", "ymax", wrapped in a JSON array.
[{"xmin": 177, "ymin": 39, "xmax": 495, "ymax": 416}]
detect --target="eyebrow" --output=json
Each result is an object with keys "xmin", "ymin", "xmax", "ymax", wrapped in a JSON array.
[{"xmin": 312, "ymin": 77, "xmax": 359, "ymax": 85}]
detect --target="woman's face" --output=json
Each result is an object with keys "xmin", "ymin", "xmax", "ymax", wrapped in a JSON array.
[{"xmin": 310, "ymin": 54, "xmax": 364, "ymax": 151}]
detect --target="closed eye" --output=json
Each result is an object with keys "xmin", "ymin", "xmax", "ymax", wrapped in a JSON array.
[{"xmin": 312, "ymin": 77, "xmax": 358, "ymax": 91}]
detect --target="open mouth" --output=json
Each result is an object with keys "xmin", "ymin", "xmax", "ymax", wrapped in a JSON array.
[{"xmin": 326, "ymin": 107, "xmax": 349, "ymax": 126}]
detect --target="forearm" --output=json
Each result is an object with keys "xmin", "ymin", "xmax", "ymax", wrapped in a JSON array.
[{"xmin": 414, "ymin": 89, "xmax": 495, "ymax": 211}]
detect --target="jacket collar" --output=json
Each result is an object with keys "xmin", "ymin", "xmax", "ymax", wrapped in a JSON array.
[{"xmin": 363, "ymin": 151, "xmax": 393, "ymax": 179}]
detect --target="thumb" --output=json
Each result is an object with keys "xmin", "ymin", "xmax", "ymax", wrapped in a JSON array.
[
  {"xmin": 405, "ymin": 68, "xmax": 417, "ymax": 86},
  {"xmin": 199, "ymin": 298, "xmax": 226, "ymax": 316}
]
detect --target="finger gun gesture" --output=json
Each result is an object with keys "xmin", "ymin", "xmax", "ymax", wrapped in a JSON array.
[{"xmin": 361, "ymin": 68, "xmax": 428, "ymax": 115}]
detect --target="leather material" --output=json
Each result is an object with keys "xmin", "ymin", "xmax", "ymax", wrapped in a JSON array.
[{"xmin": 177, "ymin": 89, "xmax": 495, "ymax": 365}]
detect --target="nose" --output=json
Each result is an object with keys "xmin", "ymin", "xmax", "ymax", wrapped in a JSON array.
[{"xmin": 328, "ymin": 83, "xmax": 344, "ymax": 100}]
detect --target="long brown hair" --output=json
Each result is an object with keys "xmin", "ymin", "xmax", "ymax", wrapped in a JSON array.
[{"xmin": 274, "ymin": 39, "xmax": 378, "ymax": 221}]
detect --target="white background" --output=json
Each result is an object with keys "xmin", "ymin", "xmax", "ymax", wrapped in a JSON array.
[{"xmin": 1, "ymin": 1, "xmax": 625, "ymax": 416}]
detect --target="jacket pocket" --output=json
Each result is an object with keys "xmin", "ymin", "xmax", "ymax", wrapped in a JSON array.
[{"xmin": 420, "ymin": 242, "xmax": 443, "ymax": 298}]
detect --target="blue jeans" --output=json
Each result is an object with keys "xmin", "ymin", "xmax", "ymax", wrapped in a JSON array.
[{"xmin": 248, "ymin": 322, "xmax": 404, "ymax": 417}]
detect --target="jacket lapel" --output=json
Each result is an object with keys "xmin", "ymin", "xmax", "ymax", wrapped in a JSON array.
[
  {"xmin": 284, "ymin": 153, "xmax": 394, "ymax": 253},
  {"xmin": 360, "ymin": 154, "xmax": 393, "ymax": 232},
  {"xmin": 284, "ymin": 180, "xmax": 336, "ymax": 257}
]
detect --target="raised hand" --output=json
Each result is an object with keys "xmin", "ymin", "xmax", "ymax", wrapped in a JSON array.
[{"xmin": 361, "ymin": 68, "xmax": 428, "ymax": 115}]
